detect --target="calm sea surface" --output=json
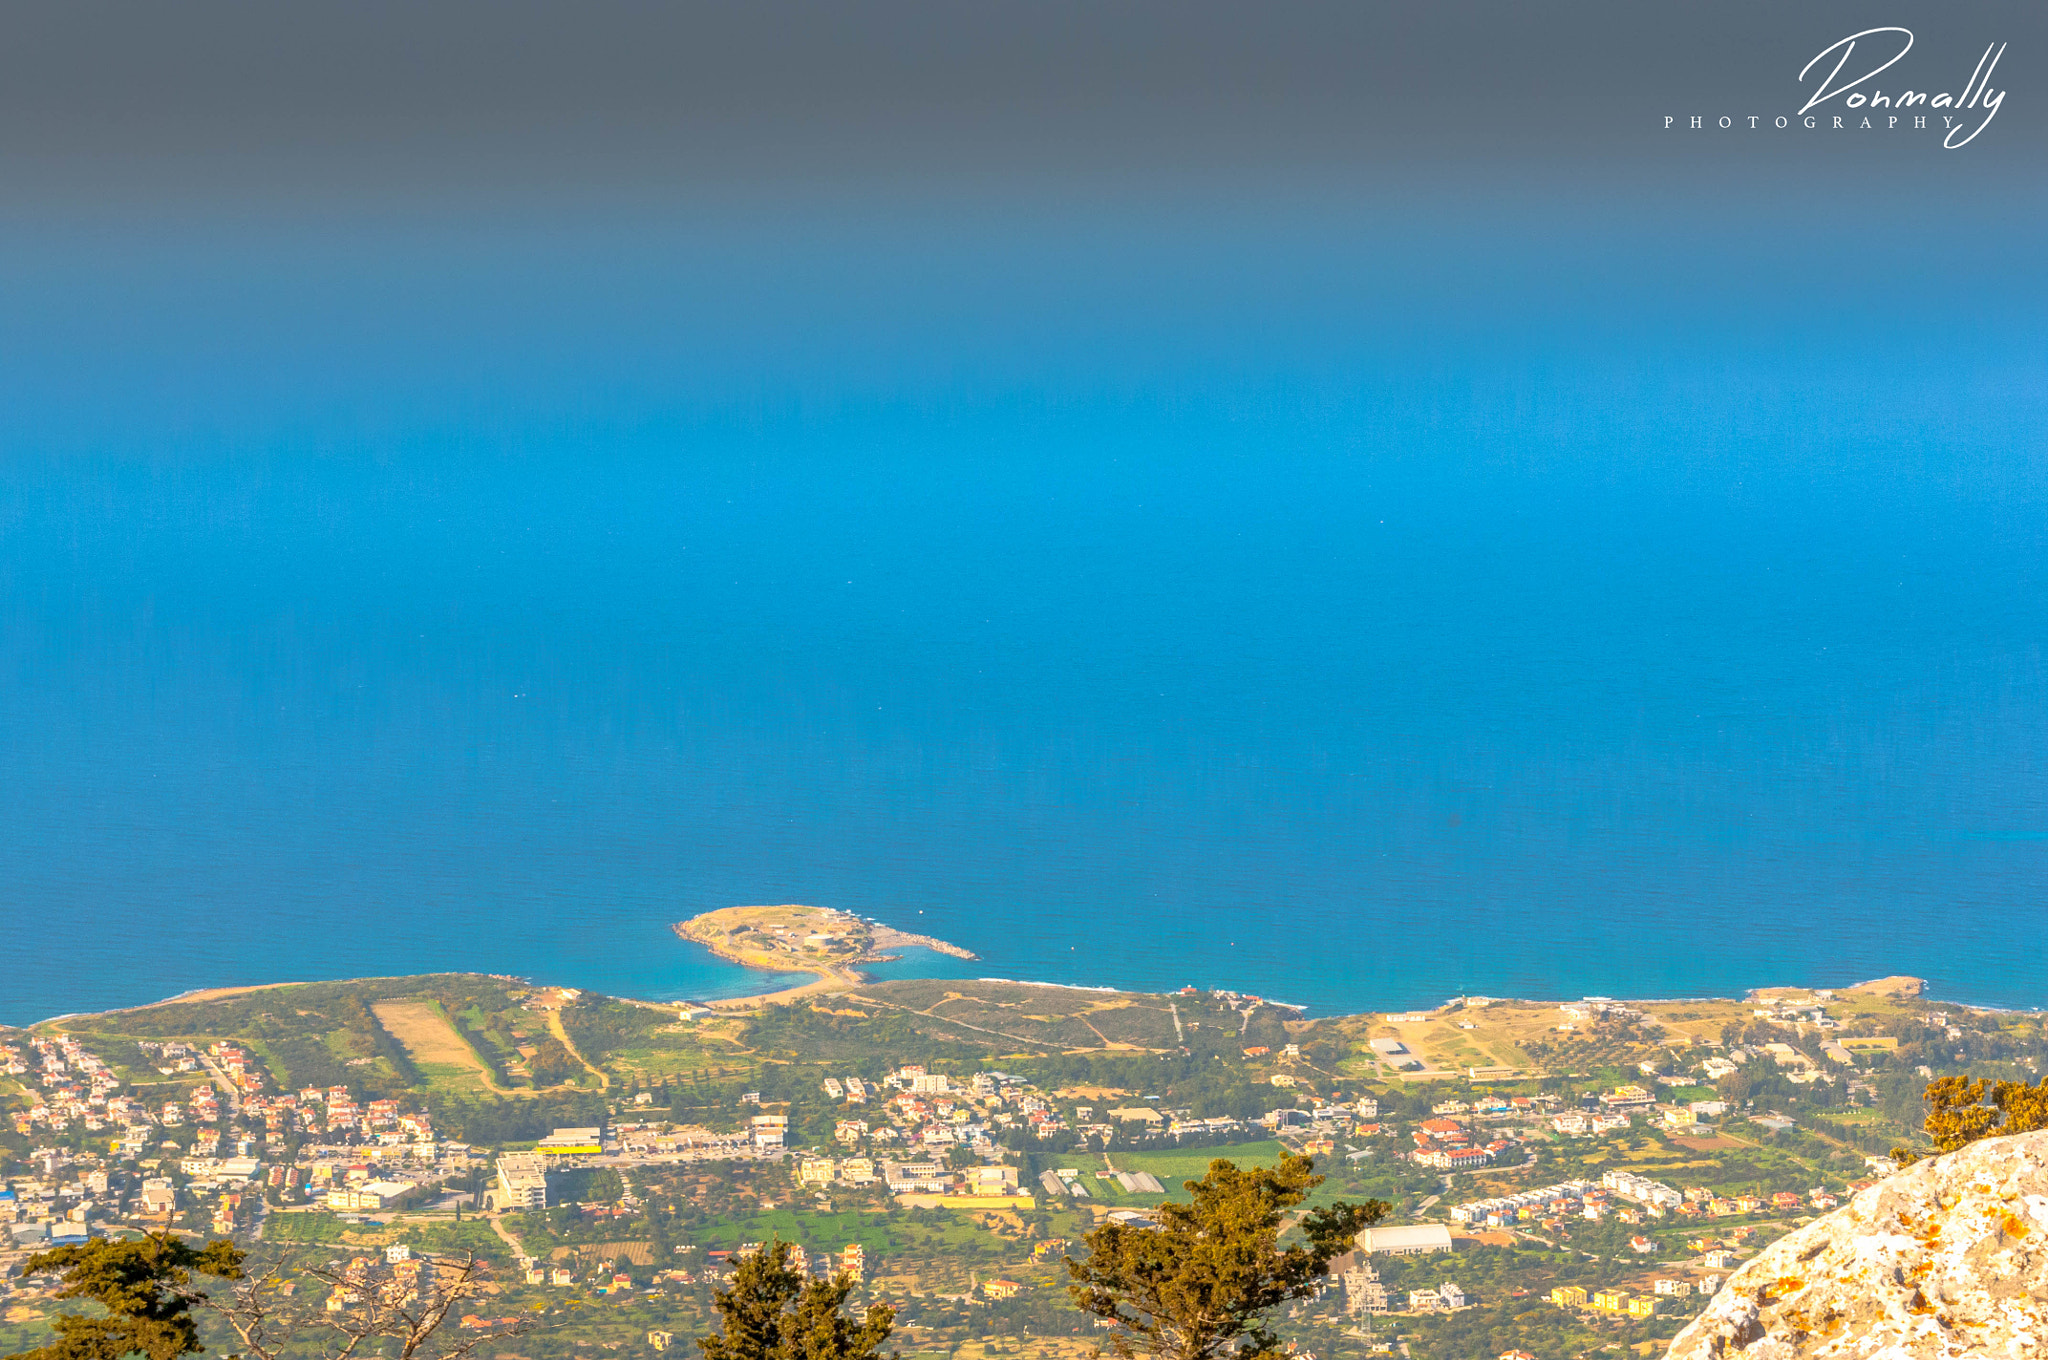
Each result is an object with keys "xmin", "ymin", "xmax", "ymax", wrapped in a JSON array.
[{"xmin": 2, "ymin": 203, "xmax": 2044, "ymax": 1024}]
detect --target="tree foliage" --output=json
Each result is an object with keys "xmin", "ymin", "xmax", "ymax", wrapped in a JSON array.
[
  {"xmin": 1064, "ymin": 1152, "xmax": 1387, "ymax": 1360},
  {"xmin": 426, "ymin": 1090, "xmax": 607, "ymax": 1144},
  {"xmin": 4, "ymin": 1236, "xmax": 513, "ymax": 1360},
  {"xmin": 698, "ymin": 1240, "xmax": 895, "ymax": 1360},
  {"xmin": 1894, "ymin": 1075, "xmax": 2048, "ymax": 1165},
  {"xmin": 4, "ymin": 1233, "xmax": 246, "ymax": 1360}
]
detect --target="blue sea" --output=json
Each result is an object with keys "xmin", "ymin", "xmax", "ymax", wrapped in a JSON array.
[{"xmin": 2, "ymin": 192, "xmax": 2045, "ymax": 1025}]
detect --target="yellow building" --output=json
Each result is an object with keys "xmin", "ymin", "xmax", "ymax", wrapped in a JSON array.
[
  {"xmin": 1550, "ymin": 1285, "xmax": 1587, "ymax": 1308},
  {"xmin": 535, "ymin": 1127, "xmax": 603, "ymax": 1156},
  {"xmin": 1626, "ymin": 1297, "xmax": 1657, "ymax": 1318},
  {"xmin": 1592, "ymin": 1289, "xmax": 1631, "ymax": 1313}
]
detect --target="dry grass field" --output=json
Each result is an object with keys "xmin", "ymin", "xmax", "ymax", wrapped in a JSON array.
[
  {"xmin": 1315, "ymin": 975, "xmax": 1929, "ymax": 1082},
  {"xmin": 371, "ymin": 999, "xmax": 503, "ymax": 1091}
]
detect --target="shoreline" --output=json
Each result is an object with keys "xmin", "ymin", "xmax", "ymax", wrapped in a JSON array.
[
  {"xmin": 18, "ymin": 938, "xmax": 2041, "ymax": 1031},
  {"xmin": 26, "ymin": 974, "xmax": 494, "ymax": 1029}
]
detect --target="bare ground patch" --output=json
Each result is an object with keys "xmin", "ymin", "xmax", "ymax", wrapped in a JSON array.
[
  {"xmin": 1670, "ymin": 1134, "xmax": 1749, "ymax": 1151},
  {"xmin": 371, "ymin": 1001, "xmax": 493, "ymax": 1078}
]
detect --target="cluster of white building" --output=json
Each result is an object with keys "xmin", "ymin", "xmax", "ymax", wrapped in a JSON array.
[
  {"xmin": 1601, "ymin": 1168, "xmax": 1685, "ymax": 1210},
  {"xmin": 1448, "ymin": 1179, "xmax": 1602, "ymax": 1226},
  {"xmin": 1404, "ymin": 1281, "xmax": 1468, "ymax": 1313},
  {"xmin": 7, "ymin": 1036, "xmax": 125, "ymax": 1134},
  {"xmin": 1548, "ymin": 1110, "xmax": 1635, "ymax": 1136}
]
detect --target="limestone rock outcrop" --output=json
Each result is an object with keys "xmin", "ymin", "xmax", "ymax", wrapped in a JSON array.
[{"xmin": 1666, "ymin": 1129, "xmax": 2048, "ymax": 1359}]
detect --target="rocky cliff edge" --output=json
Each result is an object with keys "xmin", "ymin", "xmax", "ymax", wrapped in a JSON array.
[{"xmin": 1666, "ymin": 1129, "xmax": 2048, "ymax": 1360}]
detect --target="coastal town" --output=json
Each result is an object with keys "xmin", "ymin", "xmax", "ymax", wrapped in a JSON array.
[{"xmin": 2, "ymin": 951, "xmax": 2040, "ymax": 1360}]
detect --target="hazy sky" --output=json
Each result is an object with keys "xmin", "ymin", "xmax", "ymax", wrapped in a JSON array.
[
  {"xmin": 0, "ymin": 0, "xmax": 2041, "ymax": 200},
  {"xmin": 0, "ymin": 3, "xmax": 2040, "ymax": 447}
]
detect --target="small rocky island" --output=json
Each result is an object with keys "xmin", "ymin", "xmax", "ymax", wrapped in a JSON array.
[{"xmin": 672, "ymin": 903, "xmax": 976, "ymax": 993}]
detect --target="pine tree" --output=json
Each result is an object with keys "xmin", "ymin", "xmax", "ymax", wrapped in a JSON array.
[
  {"xmin": 1065, "ymin": 1153, "xmax": 1386, "ymax": 1360},
  {"xmin": 1894, "ymin": 1075, "xmax": 2048, "ymax": 1165},
  {"xmin": 4, "ymin": 1233, "xmax": 245, "ymax": 1360},
  {"xmin": 698, "ymin": 1240, "xmax": 894, "ymax": 1360}
]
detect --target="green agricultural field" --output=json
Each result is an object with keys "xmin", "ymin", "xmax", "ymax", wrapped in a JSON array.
[
  {"xmin": 1063, "ymin": 1169, "xmax": 1160, "ymax": 1207},
  {"xmin": 398, "ymin": 1216, "xmax": 517, "ymax": 1259},
  {"xmin": 678, "ymin": 1205, "xmax": 1016, "ymax": 1257},
  {"xmin": 1106, "ymin": 1139, "xmax": 1289, "ymax": 1187},
  {"xmin": 263, "ymin": 1211, "xmax": 523, "ymax": 1260},
  {"xmin": 262, "ymin": 1211, "xmax": 356, "ymax": 1244}
]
